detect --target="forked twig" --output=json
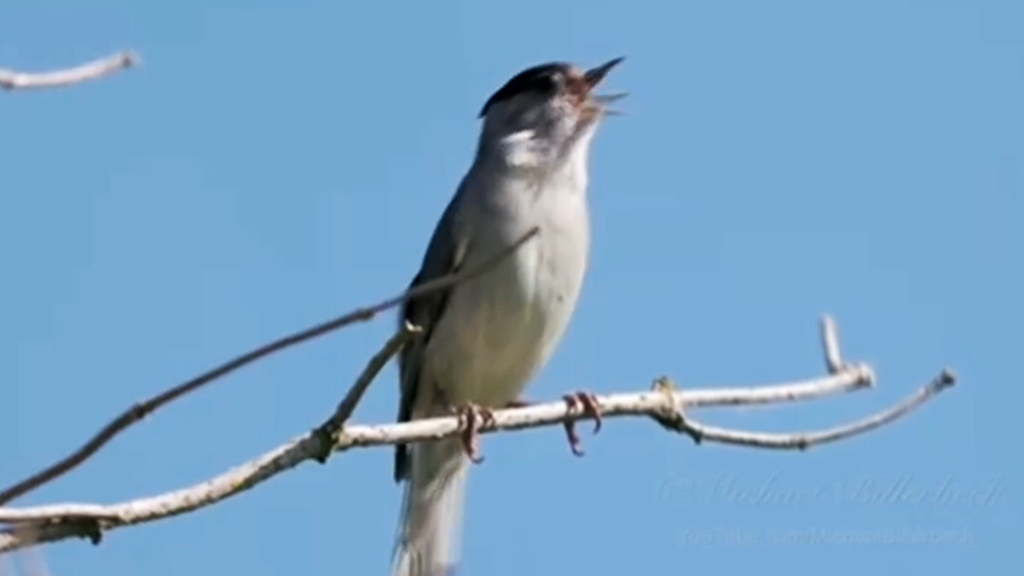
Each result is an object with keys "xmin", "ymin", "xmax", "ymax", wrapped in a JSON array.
[
  {"xmin": 0, "ymin": 228, "xmax": 539, "ymax": 506},
  {"xmin": 0, "ymin": 317, "xmax": 956, "ymax": 554}
]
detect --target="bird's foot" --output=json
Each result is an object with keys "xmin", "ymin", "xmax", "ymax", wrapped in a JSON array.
[
  {"xmin": 562, "ymin": 391, "xmax": 603, "ymax": 456},
  {"xmin": 451, "ymin": 403, "xmax": 495, "ymax": 464}
]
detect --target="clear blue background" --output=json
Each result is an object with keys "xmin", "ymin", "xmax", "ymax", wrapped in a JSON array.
[{"xmin": 1, "ymin": 1, "xmax": 1020, "ymax": 574}]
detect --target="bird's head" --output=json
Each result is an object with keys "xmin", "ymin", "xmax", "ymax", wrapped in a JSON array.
[{"xmin": 476, "ymin": 57, "xmax": 626, "ymax": 170}]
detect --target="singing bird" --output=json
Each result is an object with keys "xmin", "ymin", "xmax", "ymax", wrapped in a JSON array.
[{"xmin": 391, "ymin": 57, "xmax": 626, "ymax": 576}]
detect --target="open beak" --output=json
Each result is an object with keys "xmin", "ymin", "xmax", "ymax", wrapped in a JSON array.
[
  {"xmin": 582, "ymin": 57, "xmax": 627, "ymax": 116},
  {"xmin": 584, "ymin": 57, "xmax": 625, "ymax": 88}
]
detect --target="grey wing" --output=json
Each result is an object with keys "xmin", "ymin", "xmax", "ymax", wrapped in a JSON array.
[{"xmin": 394, "ymin": 181, "xmax": 470, "ymax": 483}]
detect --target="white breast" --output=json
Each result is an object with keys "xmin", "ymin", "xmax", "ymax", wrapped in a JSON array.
[{"xmin": 418, "ymin": 172, "xmax": 591, "ymax": 412}]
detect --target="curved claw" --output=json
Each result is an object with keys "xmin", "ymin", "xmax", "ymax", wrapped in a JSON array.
[
  {"xmin": 562, "ymin": 391, "xmax": 603, "ymax": 457},
  {"xmin": 455, "ymin": 403, "xmax": 494, "ymax": 464}
]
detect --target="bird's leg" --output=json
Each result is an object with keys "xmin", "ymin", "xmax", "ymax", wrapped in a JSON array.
[
  {"xmin": 453, "ymin": 403, "xmax": 495, "ymax": 464},
  {"xmin": 504, "ymin": 394, "xmax": 603, "ymax": 455},
  {"xmin": 434, "ymin": 384, "xmax": 495, "ymax": 464},
  {"xmin": 562, "ymin": 391, "xmax": 603, "ymax": 457}
]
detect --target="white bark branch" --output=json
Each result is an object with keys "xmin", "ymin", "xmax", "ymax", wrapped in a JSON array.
[
  {"xmin": 0, "ymin": 317, "xmax": 956, "ymax": 554},
  {"xmin": 652, "ymin": 369, "xmax": 955, "ymax": 448},
  {"xmin": 820, "ymin": 315, "xmax": 844, "ymax": 373},
  {"xmin": 0, "ymin": 51, "xmax": 139, "ymax": 91},
  {"xmin": 0, "ymin": 228, "xmax": 538, "ymax": 507}
]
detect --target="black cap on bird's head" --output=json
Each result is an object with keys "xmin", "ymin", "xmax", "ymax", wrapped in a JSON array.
[{"xmin": 478, "ymin": 57, "xmax": 626, "ymax": 118}]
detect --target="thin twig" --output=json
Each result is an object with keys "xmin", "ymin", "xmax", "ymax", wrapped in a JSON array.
[
  {"xmin": 0, "ymin": 360, "xmax": 954, "ymax": 553},
  {"xmin": 332, "ymin": 365, "xmax": 876, "ymax": 450},
  {"xmin": 654, "ymin": 369, "xmax": 956, "ymax": 449},
  {"xmin": 0, "ymin": 312, "xmax": 872, "ymax": 531},
  {"xmin": 0, "ymin": 228, "xmax": 539, "ymax": 506},
  {"xmin": 0, "ymin": 367, "xmax": 867, "ymax": 529},
  {"xmin": 0, "ymin": 51, "xmax": 139, "ymax": 91},
  {"xmin": 311, "ymin": 322, "xmax": 421, "ymax": 462},
  {"xmin": 327, "ymin": 322, "xmax": 421, "ymax": 428},
  {"xmin": 820, "ymin": 315, "xmax": 845, "ymax": 374},
  {"xmin": 0, "ymin": 325, "xmax": 425, "ymax": 542}
]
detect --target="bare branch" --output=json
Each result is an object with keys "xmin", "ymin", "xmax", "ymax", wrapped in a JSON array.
[
  {"xmin": 0, "ymin": 51, "xmax": 139, "ymax": 91},
  {"xmin": 653, "ymin": 369, "xmax": 956, "ymax": 449},
  {"xmin": 0, "ymin": 317, "xmax": 956, "ymax": 553},
  {"xmin": 820, "ymin": 315, "xmax": 845, "ymax": 374},
  {"xmin": 312, "ymin": 321, "xmax": 421, "ymax": 461},
  {"xmin": 0, "ymin": 324, "xmax": 421, "ymax": 548},
  {"xmin": 0, "ymin": 229, "xmax": 539, "ymax": 507},
  {"xmin": 330, "ymin": 366, "xmax": 878, "ymax": 450}
]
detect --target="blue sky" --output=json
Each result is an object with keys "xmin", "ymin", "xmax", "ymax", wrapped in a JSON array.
[{"xmin": 1, "ymin": 0, "xmax": 1020, "ymax": 574}]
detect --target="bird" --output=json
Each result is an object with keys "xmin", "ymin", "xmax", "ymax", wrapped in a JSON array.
[{"xmin": 391, "ymin": 57, "xmax": 626, "ymax": 576}]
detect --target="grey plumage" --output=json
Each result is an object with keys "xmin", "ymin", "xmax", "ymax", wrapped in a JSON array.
[{"xmin": 391, "ymin": 58, "xmax": 624, "ymax": 576}]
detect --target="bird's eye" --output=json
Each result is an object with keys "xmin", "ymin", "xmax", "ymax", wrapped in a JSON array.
[{"xmin": 533, "ymin": 73, "xmax": 561, "ymax": 94}]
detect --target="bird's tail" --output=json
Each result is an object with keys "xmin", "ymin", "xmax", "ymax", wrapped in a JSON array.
[{"xmin": 392, "ymin": 437, "xmax": 470, "ymax": 576}]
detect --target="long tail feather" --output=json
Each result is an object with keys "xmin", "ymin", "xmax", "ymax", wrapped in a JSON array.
[{"xmin": 392, "ymin": 438, "xmax": 469, "ymax": 576}]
